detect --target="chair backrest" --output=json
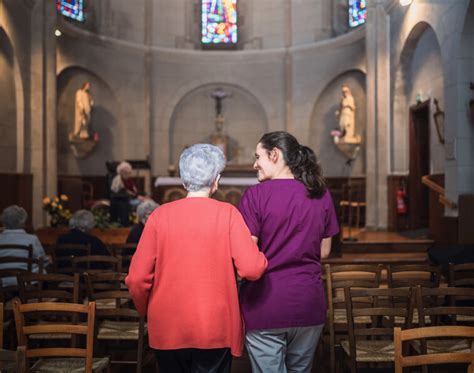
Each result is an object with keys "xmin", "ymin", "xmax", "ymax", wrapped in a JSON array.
[
  {"xmin": 72, "ymin": 255, "xmax": 122, "ymax": 275},
  {"xmin": 13, "ymin": 300, "xmax": 97, "ymax": 373},
  {"xmin": 387, "ymin": 264, "xmax": 441, "ymax": 288},
  {"xmin": 109, "ymin": 244, "xmax": 136, "ymax": 272},
  {"xmin": 325, "ymin": 264, "xmax": 383, "ymax": 314},
  {"xmin": 416, "ymin": 285, "xmax": 474, "ymax": 327},
  {"xmin": 449, "ymin": 263, "xmax": 474, "ymax": 288},
  {"xmin": 85, "ymin": 272, "xmax": 136, "ymax": 316},
  {"xmin": 51, "ymin": 244, "xmax": 91, "ymax": 274},
  {"xmin": 0, "ymin": 244, "xmax": 33, "ymax": 272},
  {"xmin": 345, "ymin": 287, "xmax": 413, "ymax": 338},
  {"xmin": 394, "ymin": 326, "xmax": 474, "ymax": 373},
  {"xmin": 17, "ymin": 273, "xmax": 80, "ymax": 304}
]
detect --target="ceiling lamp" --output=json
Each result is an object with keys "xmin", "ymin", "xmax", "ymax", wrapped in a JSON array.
[{"xmin": 400, "ymin": 0, "xmax": 413, "ymax": 6}]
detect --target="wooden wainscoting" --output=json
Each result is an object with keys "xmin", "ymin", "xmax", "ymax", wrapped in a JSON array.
[{"xmin": 0, "ymin": 173, "xmax": 33, "ymax": 230}]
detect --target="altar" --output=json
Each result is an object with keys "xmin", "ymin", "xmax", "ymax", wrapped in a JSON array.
[{"xmin": 152, "ymin": 176, "xmax": 258, "ymax": 206}]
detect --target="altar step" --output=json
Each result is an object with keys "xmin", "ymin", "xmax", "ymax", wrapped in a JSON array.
[{"xmin": 324, "ymin": 227, "xmax": 433, "ymax": 265}]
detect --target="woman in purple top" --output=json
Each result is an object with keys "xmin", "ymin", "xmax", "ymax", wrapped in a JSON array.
[{"xmin": 239, "ymin": 131, "xmax": 339, "ymax": 373}]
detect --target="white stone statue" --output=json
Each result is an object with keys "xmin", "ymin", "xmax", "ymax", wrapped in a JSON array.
[
  {"xmin": 74, "ymin": 82, "xmax": 94, "ymax": 139},
  {"xmin": 335, "ymin": 85, "xmax": 360, "ymax": 144}
]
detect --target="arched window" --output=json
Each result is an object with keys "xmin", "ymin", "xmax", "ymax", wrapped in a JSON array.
[
  {"xmin": 348, "ymin": 0, "xmax": 367, "ymax": 28},
  {"xmin": 201, "ymin": 0, "xmax": 238, "ymax": 49},
  {"xmin": 56, "ymin": 0, "xmax": 85, "ymax": 22}
]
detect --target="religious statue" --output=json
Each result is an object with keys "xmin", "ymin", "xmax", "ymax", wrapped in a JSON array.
[
  {"xmin": 335, "ymin": 85, "xmax": 361, "ymax": 144},
  {"xmin": 73, "ymin": 81, "xmax": 94, "ymax": 139},
  {"xmin": 69, "ymin": 81, "xmax": 98, "ymax": 159}
]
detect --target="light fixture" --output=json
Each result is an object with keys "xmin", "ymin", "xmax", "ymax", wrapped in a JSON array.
[
  {"xmin": 54, "ymin": 29, "xmax": 62, "ymax": 37},
  {"xmin": 399, "ymin": 0, "xmax": 413, "ymax": 6}
]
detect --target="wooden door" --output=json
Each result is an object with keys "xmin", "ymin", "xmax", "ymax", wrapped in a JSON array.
[{"xmin": 409, "ymin": 100, "xmax": 430, "ymax": 229}]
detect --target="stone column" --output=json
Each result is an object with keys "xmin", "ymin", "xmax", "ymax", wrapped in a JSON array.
[
  {"xmin": 365, "ymin": 0, "xmax": 390, "ymax": 229},
  {"xmin": 284, "ymin": 0, "xmax": 294, "ymax": 133},
  {"xmin": 30, "ymin": 0, "xmax": 57, "ymax": 228}
]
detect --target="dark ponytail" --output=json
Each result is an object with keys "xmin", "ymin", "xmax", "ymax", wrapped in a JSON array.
[{"xmin": 259, "ymin": 131, "xmax": 327, "ymax": 199}]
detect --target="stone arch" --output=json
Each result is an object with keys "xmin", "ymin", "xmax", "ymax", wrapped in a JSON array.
[
  {"xmin": 168, "ymin": 82, "xmax": 269, "ymax": 165},
  {"xmin": 0, "ymin": 26, "xmax": 24, "ymax": 172},
  {"xmin": 57, "ymin": 66, "xmax": 119, "ymax": 175},
  {"xmin": 392, "ymin": 21, "xmax": 444, "ymax": 174},
  {"xmin": 309, "ymin": 69, "xmax": 366, "ymax": 177}
]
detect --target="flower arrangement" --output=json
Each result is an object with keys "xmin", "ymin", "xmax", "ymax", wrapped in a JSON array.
[{"xmin": 42, "ymin": 194, "xmax": 72, "ymax": 227}]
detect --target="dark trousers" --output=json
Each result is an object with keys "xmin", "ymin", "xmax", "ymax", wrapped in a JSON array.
[{"xmin": 155, "ymin": 347, "xmax": 232, "ymax": 373}]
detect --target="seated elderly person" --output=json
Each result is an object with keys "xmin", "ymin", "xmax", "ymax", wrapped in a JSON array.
[
  {"xmin": 0, "ymin": 205, "xmax": 49, "ymax": 286},
  {"xmin": 126, "ymin": 200, "xmax": 159, "ymax": 244},
  {"xmin": 56, "ymin": 210, "xmax": 109, "ymax": 257},
  {"xmin": 110, "ymin": 161, "xmax": 143, "ymax": 226},
  {"xmin": 126, "ymin": 144, "xmax": 268, "ymax": 373}
]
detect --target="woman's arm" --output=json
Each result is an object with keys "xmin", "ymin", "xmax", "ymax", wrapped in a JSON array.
[
  {"xmin": 230, "ymin": 209, "xmax": 267, "ymax": 281},
  {"xmin": 125, "ymin": 214, "xmax": 158, "ymax": 316},
  {"xmin": 321, "ymin": 237, "xmax": 332, "ymax": 259}
]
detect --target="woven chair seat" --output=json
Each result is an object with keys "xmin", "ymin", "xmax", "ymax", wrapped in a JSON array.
[
  {"xmin": 456, "ymin": 314, "xmax": 474, "ymax": 322},
  {"xmin": 411, "ymin": 338, "xmax": 471, "ymax": 354},
  {"xmin": 97, "ymin": 320, "xmax": 146, "ymax": 340},
  {"xmin": 341, "ymin": 339, "xmax": 394, "ymax": 362},
  {"xmin": 92, "ymin": 298, "xmax": 130, "ymax": 310},
  {"xmin": 334, "ymin": 309, "xmax": 372, "ymax": 324},
  {"xmin": 31, "ymin": 357, "xmax": 110, "ymax": 372}
]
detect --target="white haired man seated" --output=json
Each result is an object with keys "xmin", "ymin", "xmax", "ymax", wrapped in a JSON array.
[
  {"xmin": 0, "ymin": 205, "xmax": 49, "ymax": 286},
  {"xmin": 126, "ymin": 200, "xmax": 159, "ymax": 244}
]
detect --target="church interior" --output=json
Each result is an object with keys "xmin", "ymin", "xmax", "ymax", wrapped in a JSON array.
[{"xmin": 0, "ymin": 0, "xmax": 473, "ymax": 372}]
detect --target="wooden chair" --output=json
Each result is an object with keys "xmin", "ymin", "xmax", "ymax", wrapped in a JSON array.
[
  {"xmin": 449, "ymin": 263, "xmax": 474, "ymax": 288},
  {"xmin": 50, "ymin": 244, "xmax": 91, "ymax": 274},
  {"xmin": 413, "ymin": 285, "xmax": 474, "ymax": 361},
  {"xmin": 339, "ymin": 180, "xmax": 366, "ymax": 229},
  {"xmin": 341, "ymin": 287, "xmax": 413, "ymax": 373},
  {"xmin": 85, "ymin": 273, "xmax": 147, "ymax": 373},
  {"xmin": 72, "ymin": 255, "xmax": 122, "ymax": 276},
  {"xmin": 0, "ymin": 302, "xmax": 28, "ymax": 372},
  {"xmin": 13, "ymin": 300, "xmax": 110, "ymax": 373},
  {"xmin": 0, "ymin": 244, "xmax": 34, "ymax": 298},
  {"xmin": 324, "ymin": 264, "xmax": 383, "ymax": 373},
  {"xmin": 17, "ymin": 273, "xmax": 80, "ymax": 304},
  {"xmin": 109, "ymin": 244, "xmax": 136, "ymax": 272},
  {"xmin": 394, "ymin": 325, "xmax": 474, "ymax": 373},
  {"xmin": 387, "ymin": 264, "xmax": 442, "ymax": 288}
]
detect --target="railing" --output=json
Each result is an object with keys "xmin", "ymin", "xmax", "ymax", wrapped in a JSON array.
[{"xmin": 421, "ymin": 175, "xmax": 457, "ymax": 210}]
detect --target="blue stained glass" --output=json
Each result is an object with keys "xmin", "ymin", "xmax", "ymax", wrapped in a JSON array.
[
  {"xmin": 348, "ymin": 0, "xmax": 367, "ymax": 28},
  {"xmin": 201, "ymin": 0, "xmax": 238, "ymax": 45},
  {"xmin": 57, "ymin": 0, "xmax": 85, "ymax": 22}
]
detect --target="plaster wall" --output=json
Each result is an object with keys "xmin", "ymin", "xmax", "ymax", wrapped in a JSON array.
[{"xmin": 387, "ymin": 0, "xmax": 473, "ymax": 215}]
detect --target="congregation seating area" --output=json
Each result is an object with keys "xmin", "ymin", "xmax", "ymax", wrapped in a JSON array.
[
  {"xmin": 0, "ymin": 241, "xmax": 153, "ymax": 373},
  {"xmin": 323, "ymin": 263, "xmax": 474, "ymax": 373},
  {"xmin": 0, "ymin": 238, "xmax": 473, "ymax": 372}
]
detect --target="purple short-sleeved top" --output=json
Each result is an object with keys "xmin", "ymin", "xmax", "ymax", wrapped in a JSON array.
[{"xmin": 238, "ymin": 179, "xmax": 339, "ymax": 330}]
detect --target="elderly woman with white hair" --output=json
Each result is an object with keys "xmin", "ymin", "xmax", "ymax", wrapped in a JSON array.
[
  {"xmin": 56, "ymin": 210, "xmax": 109, "ymax": 257},
  {"xmin": 110, "ymin": 161, "xmax": 142, "ymax": 226},
  {"xmin": 126, "ymin": 144, "xmax": 267, "ymax": 373},
  {"xmin": 126, "ymin": 200, "xmax": 159, "ymax": 244},
  {"xmin": 0, "ymin": 205, "xmax": 49, "ymax": 286}
]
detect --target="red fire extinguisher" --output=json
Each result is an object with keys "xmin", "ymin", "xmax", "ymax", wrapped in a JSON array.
[{"xmin": 396, "ymin": 187, "xmax": 407, "ymax": 215}]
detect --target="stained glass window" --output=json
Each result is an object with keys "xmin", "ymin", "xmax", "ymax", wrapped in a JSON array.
[
  {"xmin": 348, "ymin": 0, "xmax": 367, "ymax": 28},
  {"xmin": 57, "ymin": 0, "xmax": 85, "ymax": 22},
  {"xmin": 201, "ymin": 0, "xmax": 238, "ymax": 46}
]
